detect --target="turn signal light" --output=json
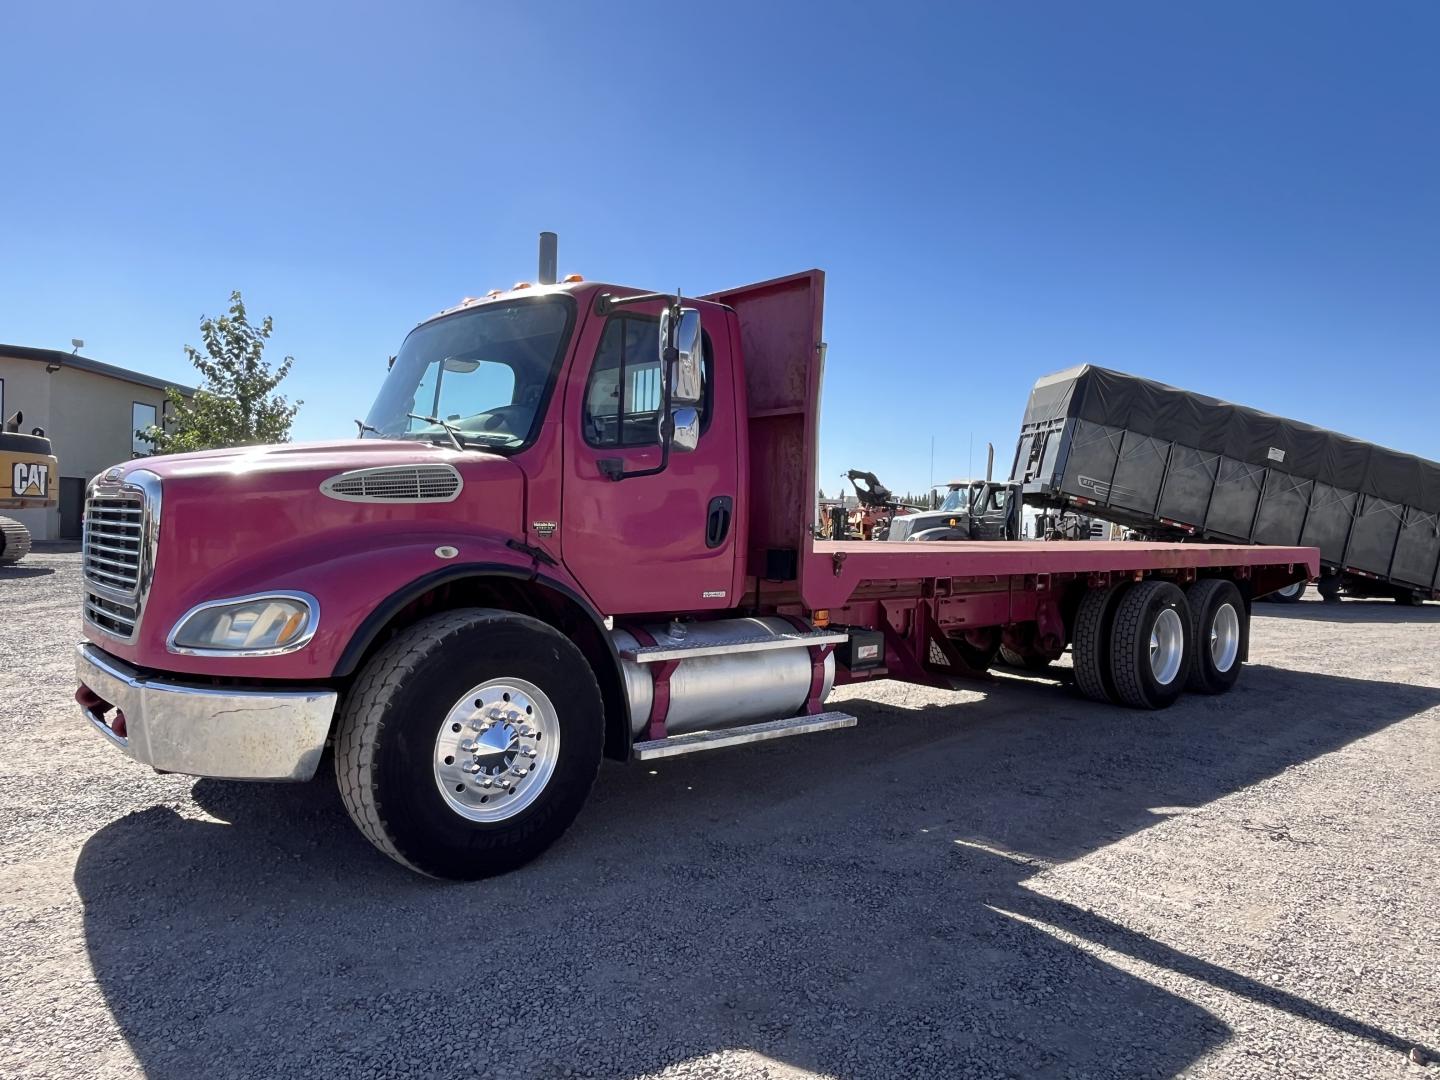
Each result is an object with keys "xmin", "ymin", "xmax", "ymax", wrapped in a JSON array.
[{"xmin": 812, "ymin": 609, "xmax": 831, "ymax": 628}]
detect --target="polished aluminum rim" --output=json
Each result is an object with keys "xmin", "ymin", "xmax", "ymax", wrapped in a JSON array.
[
  {"xmin": 1210, "ymin": 602, "xmax": 1240, "ymax": 673},
  {"xmin": 432, "ymin": 678, "xmax": 558, "ymax": 823},
  {"xmin": 1275, "ymin": 581, "xmax": 1302, "ymax": 599},
  {"xmin": 1149, "ymin": 607, "xmax": 1185, "ymax": 685}
]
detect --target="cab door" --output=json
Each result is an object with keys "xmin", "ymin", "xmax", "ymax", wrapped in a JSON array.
[{"xmin": 560, "ymin": 297, "xmax": 740, "ymax": 615}]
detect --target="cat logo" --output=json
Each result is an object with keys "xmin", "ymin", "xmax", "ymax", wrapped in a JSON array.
[{"xmin": 12, "ymin": 462, "xmax": 49, "ymax": 498}]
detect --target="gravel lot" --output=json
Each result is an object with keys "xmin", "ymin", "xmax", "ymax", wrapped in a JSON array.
[{"xmin": 1, "ymin": 550, "xmax": 1436, "ymax": 1080}]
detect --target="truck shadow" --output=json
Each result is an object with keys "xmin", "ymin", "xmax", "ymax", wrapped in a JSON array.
[
  {"xmin": 1256, "ymin": 598, "xmax": 1440, "ymax": 625},
  {"xmin": 73, "ymin": 666, "xmax": 1438, "ymax": 1079}
]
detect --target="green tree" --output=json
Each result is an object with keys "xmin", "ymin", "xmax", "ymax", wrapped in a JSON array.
[{"xmin": 140, "ymin": 291, "xmax": 301, "ymax": 453}]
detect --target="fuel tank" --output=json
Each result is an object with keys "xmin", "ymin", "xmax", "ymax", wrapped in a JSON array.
[{"xmin": 610, "ymin": 617, "xmax": 836, "ymax": 737}]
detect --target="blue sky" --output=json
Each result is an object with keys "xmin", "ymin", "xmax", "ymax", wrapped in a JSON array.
[{"xmin": 3, "ymin": 1, "xmax": 1436, "ymax": 495}]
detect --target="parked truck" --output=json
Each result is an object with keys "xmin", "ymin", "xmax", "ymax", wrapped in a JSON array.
[
  {"xmin": 76, "ymin": 244, "xmax": 1316, "ymax": 879},
  {"xmin": 1012, "ymin": 365, "xmax": 1440, "ymax": 604}
]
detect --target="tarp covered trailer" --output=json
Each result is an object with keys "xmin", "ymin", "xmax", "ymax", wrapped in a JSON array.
[{"xmin": 1011, "ymin": 365, "xmax": 1440, "ymax": 598}]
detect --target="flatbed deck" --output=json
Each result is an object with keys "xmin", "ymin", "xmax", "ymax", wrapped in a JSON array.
[{"xmin": 807, "ymin": 540, "xmax": 1318, "ymax": 608}]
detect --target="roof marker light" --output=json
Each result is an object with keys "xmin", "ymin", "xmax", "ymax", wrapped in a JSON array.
[
  {"xmin": 486, "ymin": 289, "xmax": 502, "ymax": 298},
  {"xmin": 563, "ymin": 273, "xmax": 584, "ymax": 283},
  {"xmin": 512, "ymin": 281, "xmax": 532, "ymax": 290}
]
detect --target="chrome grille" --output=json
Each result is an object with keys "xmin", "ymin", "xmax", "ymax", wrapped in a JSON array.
[
  {"xmin": 320, "ymin": 464, "xmax": 462, "ymax": 503},
  {"xmin": 83, "ymin": 473, "xmax": 160, "ymax": 642},
  {"xmin": 83, "ymin": 494, "xmax": 143, "ymax": 591}
]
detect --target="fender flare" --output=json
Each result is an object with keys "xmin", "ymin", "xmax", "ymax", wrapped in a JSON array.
[{"xmin": 332, "ymin": 562, "xmax": 631, "ymax": 754}]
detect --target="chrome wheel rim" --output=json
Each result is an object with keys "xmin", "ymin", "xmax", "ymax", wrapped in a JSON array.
[
  {"xmin": 432, "ymin": 678, "xmax": 559, "ymax": 823},
  {"xmin": 1210, "ymin": 602, "xmax": 1240, "ymax": 673},
  {"xmin": 1276, "ymin": 582, "xmax": 1302, "ymax": 599},
  {"xmin": 1149, "ymin": 607, "xmax": 1185, "ymax": 685}
]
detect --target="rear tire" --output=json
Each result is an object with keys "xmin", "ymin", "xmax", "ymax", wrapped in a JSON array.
[
  {"xmin": 335, "ymin": 608, "xmax": 604, "ymax": 880},
  {"xmin": 1185, "ymin": 579, "xmax": 1247, "ymax": 694},
  {"xmin": 1072, "ymin": 583, "xmax": 1128, "ymax": 704},
  {"xmin": 1267, "ymin": 580, "xmax": 1306, "ymax": 604},
  {"xmin": 1109, "ymin": 580, "xmax": 1192, "ymax": 710}
]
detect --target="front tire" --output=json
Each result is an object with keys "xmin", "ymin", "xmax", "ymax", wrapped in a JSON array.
[
  {"xmin": 1109, "ymin": 580, "xmax": 1192, "ymax": 709},
  {"xmin": 335, "ymin": 608, "xmax": 604, "ymax": 880}
]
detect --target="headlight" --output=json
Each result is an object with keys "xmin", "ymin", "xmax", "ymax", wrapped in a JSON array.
[{"xmin": 168, "ymin": 593, "xmax": 318, "ymax": 655}]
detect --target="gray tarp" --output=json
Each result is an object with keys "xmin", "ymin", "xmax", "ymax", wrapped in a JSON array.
[{"xmin": 1020, "ymin": 366, "xmax": 1440, "ymax": 513}]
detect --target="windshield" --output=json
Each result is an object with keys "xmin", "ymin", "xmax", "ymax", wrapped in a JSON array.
[
  {"xmin": 939, "ymin": 486, "xmax": 971, "ymax": 513},
  {"xmin": 364, "ymin": 297, "xmax": 573, "ymax": 451}
]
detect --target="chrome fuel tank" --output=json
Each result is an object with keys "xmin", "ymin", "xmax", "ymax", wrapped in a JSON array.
[{"xmin": 610, "ymin": 617, "xmax": 836, "ymax": 737}]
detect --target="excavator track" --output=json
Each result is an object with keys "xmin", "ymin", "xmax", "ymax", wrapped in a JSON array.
[{"xmin": 0, "ymin": 517, "xmax": 34, "ymax": 565}]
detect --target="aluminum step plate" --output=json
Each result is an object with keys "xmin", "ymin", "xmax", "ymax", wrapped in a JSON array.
[
  {"xmin": 620, "ymin": 630, "xmax": 848, "ymax": 664},
  {"xmin": 632, "ymin": 711, "xmax": 857, "ymax": 761}
]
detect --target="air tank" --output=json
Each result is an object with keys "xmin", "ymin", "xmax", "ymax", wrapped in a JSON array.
[{"xmin": 610, "ymin": 617, "xmax": 836, "ymax": 737}]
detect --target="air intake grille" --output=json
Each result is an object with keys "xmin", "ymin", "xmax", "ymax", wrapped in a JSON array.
[
  {"xmin": 321, "ymin": 464, "xmax": 463, "ymax": 503},
  {"xmin": 83, "ymin": 489, "xmax": 145, "ymax": 639}
]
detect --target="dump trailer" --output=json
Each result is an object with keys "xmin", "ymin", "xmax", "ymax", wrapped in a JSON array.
[
  {"xmin": 0, "ymin": 417, "xmax": 59, "ymax": 565},
  {"xmin": 75, "ymin": 241, "xmax": 1316, "ymax": 880},
  {"xmin": 1012, "ymin": 366, "xmax": 1440, "ymax": 604}
]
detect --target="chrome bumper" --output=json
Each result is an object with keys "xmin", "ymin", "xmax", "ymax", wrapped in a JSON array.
[{"xmin": 76, "ymin": 642, "xmax": 337, "ymax": 781}]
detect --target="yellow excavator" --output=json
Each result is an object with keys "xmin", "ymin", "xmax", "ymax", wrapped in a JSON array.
[{"xmin": 1, "ymin": 410, "xmax": 59, "ymax": 565}]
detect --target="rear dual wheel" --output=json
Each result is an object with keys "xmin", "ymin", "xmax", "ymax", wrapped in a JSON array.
[{"xmin": 1073, "ymin": 578, "xmax": 1248, "ymax": 709}]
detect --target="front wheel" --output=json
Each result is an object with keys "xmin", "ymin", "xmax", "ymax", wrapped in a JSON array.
[{"xmin": 335, "ymin": 608, "xmax": 604, "ymax": 880}]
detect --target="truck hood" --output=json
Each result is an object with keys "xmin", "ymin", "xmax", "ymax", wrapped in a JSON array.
[
  {"xmin": 86, "ymin": 439, "xmax": 531, "ymax": 677},
  {"xmin": 108, "ymin": 437, "xmax": 476, "ymax": 483}
]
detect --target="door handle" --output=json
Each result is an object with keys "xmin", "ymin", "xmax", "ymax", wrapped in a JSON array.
[{"xmin": 706, "ymin": 496, "xmax": 733, "ymax": 549}]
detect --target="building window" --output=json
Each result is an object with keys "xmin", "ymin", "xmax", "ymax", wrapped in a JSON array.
[{"xmin": 132, "ymin": 401, "xmax": 157, "ymax": 456}]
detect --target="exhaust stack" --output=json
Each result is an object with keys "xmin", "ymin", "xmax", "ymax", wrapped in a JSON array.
[
  {"xmin": 538, "ymin": 231, "xmax": 558, "ymax": 285},
  {"xmin": 986, "ymin": 443, "xmax": 994, "ymax": 481}
]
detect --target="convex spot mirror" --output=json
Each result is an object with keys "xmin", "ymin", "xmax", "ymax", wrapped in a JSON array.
[
  {"xmin": 659, "ymin": 307, "xmax": 703, "ymax": 407},
  {"xmin": 671, "ymin": 407, "xmax": 700, "ymax": 453}
]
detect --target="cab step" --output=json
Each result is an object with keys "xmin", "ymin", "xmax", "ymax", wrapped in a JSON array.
[
  {"xmin": 632, "ymin": 711, "xmax": 857, "ymax": 761},
  {"xmin": 619, "ymin": 629, "xmax": 847, "ymax": 664}
]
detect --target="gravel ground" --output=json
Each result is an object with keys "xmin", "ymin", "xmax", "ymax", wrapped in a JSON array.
[{"xmin": 1, "ymin": 550, "xmax": 1436, "ymax": 1080}]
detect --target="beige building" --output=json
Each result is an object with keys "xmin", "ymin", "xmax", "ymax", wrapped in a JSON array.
[{"xmin": 0, "ymin": 345, "xmax": 193, "ymax": 541}]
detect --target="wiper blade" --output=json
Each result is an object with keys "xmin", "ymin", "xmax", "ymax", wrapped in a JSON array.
[{"xmin": 406, "ymin": 412, "xmax": 464, "ymax": 452}]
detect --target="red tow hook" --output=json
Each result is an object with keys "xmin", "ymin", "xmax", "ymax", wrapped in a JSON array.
[{"xmin": 76, "ymin": 686, "xmax": 126, "ymax": 738}]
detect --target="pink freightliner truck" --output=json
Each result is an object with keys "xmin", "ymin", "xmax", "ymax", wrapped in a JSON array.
[{"xmin": 76, "ymin": 238, "xmax": 1317, "ymax": 879}]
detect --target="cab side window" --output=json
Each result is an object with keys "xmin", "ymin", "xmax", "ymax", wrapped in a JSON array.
[{"xmin": 583, "ymin": 315, "xmax": 711, "ymax": 448}]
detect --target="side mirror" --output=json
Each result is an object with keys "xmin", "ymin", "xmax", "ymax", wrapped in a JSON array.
[
  {"xmin": 670, "ymin": 407, "xmax": 700, "ymax": 453},
  {"xmin": 659, "ymin": 307, "xmax": 703, "ymax": 406}
]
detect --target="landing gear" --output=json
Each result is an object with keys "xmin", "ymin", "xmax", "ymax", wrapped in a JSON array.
[{"xmin": 1317, "ymin": 575, "xmax": 1343, "ymax": 603}]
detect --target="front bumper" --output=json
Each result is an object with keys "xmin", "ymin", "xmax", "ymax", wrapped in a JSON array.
[{"xmin": 76, "ymin": 643, "xmax": 337, "ymax": 781}]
